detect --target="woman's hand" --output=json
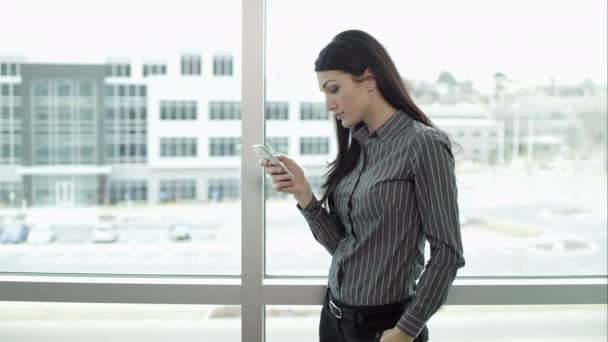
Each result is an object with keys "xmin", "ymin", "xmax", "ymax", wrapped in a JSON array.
[
  {"xmin": 379, "ymin": 327, "xmax": 414, "ymax": 342},
  {"xmin": 258, "ymin": 155, "xmax": 313, "ymax": 205}
]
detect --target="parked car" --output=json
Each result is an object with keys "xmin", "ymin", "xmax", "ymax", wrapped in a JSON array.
[
  {"xmin": 27, "ymin": 224, "xmax": 56, "ymax": 244},
  {"xmin": 169, "ymin": 224, "xmax": 191, "ymax": 242},
  {"xmin": 0, "ymin": 223, "xmax": 30, "ymax": 244},
  {"xmin": 93, "ymin": 223, "xmax": 118, "ymax": 243}
]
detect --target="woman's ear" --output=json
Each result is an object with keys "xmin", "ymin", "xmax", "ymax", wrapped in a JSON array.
[{"xmin": 363, "ymin": 68, "xmax": 377, "ymax": 91}]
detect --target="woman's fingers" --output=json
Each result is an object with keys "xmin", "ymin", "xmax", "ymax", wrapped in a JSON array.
[
  {"xmin": 272, "ymin": 173, "xmax": 293, "ymax": 183},
  {"xmin": 259, "ymin": 158, "xmax": 297, "ymax": 184},
  {"xmin": 263, "ymin": 165, "xmax": 288, "ymax": 175},
  {"xmin": 272, "ymin": 179, "xmax": 294, "ymax": 191}
]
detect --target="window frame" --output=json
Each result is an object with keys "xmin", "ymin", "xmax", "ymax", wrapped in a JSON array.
[{"xmin": 0, "ymin": 1, "xmax": 606, "ymax": 342}]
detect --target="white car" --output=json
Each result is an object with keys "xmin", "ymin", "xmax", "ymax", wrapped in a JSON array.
[
  {"xmin": 169, "ymin": 224, "xmax": 191, "ymax": 241},
  {"xmin": 93, "ymin": 223, "xmax": 118, "ymax": 243},
  {"xmin": 27, "ymin": 224, "xmax": 56, "ymax": 244}
]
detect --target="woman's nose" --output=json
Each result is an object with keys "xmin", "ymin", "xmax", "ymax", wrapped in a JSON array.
[{"xmin": 325, "ymin": 100, "xmax": 337, "ymax": 111}]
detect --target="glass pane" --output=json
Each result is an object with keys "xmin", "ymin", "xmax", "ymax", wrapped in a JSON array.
[
  {"xmin": 265, "ymin": 0, "xmax": 607, "ymax": 277},
  {"xmin": 0, "ymin": 0, "xmax": 241, "ymax": 276},
  {"xmin": 266, "ymin": 305, "xmax": 607, "ymax": 342},
  {"xmin": 0, "ymin": 302, "xmax": 240, "ymax": 342}
]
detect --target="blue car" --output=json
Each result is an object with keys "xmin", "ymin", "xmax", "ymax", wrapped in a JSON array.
[{"xmin": 0, "ymin": 224, "xmax": 30, "ymax": 244}]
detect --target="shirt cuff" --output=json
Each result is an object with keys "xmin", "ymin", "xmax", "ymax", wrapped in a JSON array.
[
  {"xmin": 295, "ymin": 194, "xmax": 322, "ymax": 221},
  {"xmin": 396, "ymin": 310, "xmax": 427, "ymax": 338}
]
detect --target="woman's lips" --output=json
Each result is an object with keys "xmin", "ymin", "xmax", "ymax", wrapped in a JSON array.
[{"xmin": 336, "ymin": 112, "xmax": 344, "ymax": 120}]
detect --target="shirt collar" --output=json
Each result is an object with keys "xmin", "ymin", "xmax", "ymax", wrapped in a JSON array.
[{"xmin": 352, "ymin": 110, "xmax": 413, "ymax": 143}]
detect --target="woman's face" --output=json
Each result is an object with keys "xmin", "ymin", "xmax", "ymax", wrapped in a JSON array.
[{"xmin": 316, "ymin": 70, "xmax": 371, "ymax": 128}]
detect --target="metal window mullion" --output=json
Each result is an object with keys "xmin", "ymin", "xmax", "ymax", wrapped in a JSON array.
[
  {"xmin": 0, "ymin": 279, "xmax": 241, "ymax": 304},
  {"xmin": 0, "ymin": 278, "xmax": 605, "ymax": 306},
  {"xmin": 242, "ymin": 0, "xmax": 266, "ymax": 340}
]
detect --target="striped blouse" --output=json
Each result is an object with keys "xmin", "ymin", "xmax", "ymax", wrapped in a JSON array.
[{"xmin": 297, "ymin": 110, "xmax": 465, "ymax": 338}]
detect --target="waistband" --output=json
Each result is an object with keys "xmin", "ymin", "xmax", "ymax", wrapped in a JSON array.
[{"xmin": 328, "ymin": 289, "xmax": 412, "ymax": 317}]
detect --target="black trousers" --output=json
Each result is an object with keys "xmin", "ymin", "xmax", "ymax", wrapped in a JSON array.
[{"xmin": 319, "ymin": 290, "xmax": 429, "ymax": 342}]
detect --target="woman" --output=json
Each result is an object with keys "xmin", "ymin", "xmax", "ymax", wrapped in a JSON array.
[{"xmin": 260, "ymin": 30, "xmax": 465, "ymax": 342}]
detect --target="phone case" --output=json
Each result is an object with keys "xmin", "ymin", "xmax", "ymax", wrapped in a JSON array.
[{"xmin": 251, "ymin": 144, "xmax": 294, "ymax": 177}]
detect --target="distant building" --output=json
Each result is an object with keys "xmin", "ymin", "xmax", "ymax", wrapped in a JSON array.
[{"xmin": 0, "ymin": 55, "xmax": 332, "ymax": 207}]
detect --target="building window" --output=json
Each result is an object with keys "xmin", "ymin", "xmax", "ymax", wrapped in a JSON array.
[
  {"xmin": 209, "ymin": 137, "xmax": 240, "ymax": 157},
  {"xmin": 181, "ymin": 54, "xmax": 201, "ymax": 75},
  {"xmin": 159, "ymin": 179, "xmax": 197, "ymax": 202},
  {"xmin": 160, "ymin": 137, "xmax": 197, "ymax": 157},
  {"xmin": 105, "ymin": 84, "xmax": 147, "ymax": 163},
  {"xmin": 266, "ymin": 137, "xmax": 289, "ymax": 155},
  {"xmin": 142, "ymin": 63, "xmax": 167, "ymax": 77},
  {"xmin": 1, "ymin": 84, "xmax": 10, "ymax": 96},
  {"xmin": 209, "ymin": 101, "xmax": 241, "ymax": 120},
  {"xmin": 300, "ymin": 102, "xmax": 328, "ymax": 120},
  {"xmin": 160, "ymin": 101, "xmax": 197, "ymax": 120},
  {"xmin": 213, "ymin": 55, "xmax": 233, "ymax": 76},
  {"xmin": 29, "ymin": 80, "xmax": 96, "ymax": 165},
  {"xmin": 108, "ymin": 63, "xmax": 131, "ymax": 77},
  {"xmin": 207, "ymin": 178, "xmax": 239, "ymax": 201},
  {"xmin": 0, "ymin": 62, "xmax": 20, "ymax": 76},
  {"xmin": 0, "ymin": 182, "xmax": 22, "ymax": 206},
  {"xmin": 265, "ymin": 102, "xmax": 289, "ymax": 120},
  {"xmin": 109, "ymin": 180, "xmax": 147, "ymax": 204},
  {"xmin": 300, "ymin": 137, "xmax": 329, "ymax": 155}
]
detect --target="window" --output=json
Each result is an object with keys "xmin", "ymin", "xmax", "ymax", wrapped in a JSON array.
[
  {"xmin": 264, "ymin": 0, "xmax": 608, "ymax": 282},
  {"xmin": 28, "ymin": 79, "xmax": 97, "ymax": 165},
  {"xmin": 108, "ymin": 63, "xmax": 131, "ymax": 77},
  {"xmin": 266, "ymin": 137, "xmax": 289, "ymax": 155},
  {"xmin": 181, "ymin": 54, "xmax": 201, "ymax": 75},
  {"xmin": 300, "ymin": 102, "xmax": 328, "ymax": 120},
  {"xmin": 207, "ymin": 178, "xmax": 239, "ymax": 201},
  {"xmin": 106, "ymin": 84, "xmax": 147, "ymax": 163},
  {"xmin": 160, "ymin": 137, "xmax": 197, "ymax": 157},
  {"xmin": 142, "ymin": 63, "xmax": 167, "ymax": 77},
  {"xmin": 209, "ymin": 101, "xmax": 241, "ymax": 120},
  {"xmin": 299, "ymin": 137, "xmax": 329, "ymax": 155},
  {"xmin": 159, "ymin": 179, "xmax": 197, "ymax": 202},
  {"xmin": 0, "ymin": 62, "xmax": 19, "ymax": 76},
  {"xmin": 0, "ymin": 182, "xmax": 22, "ymax": 206},
  {"xmin": 209, "ymin": 137, "xmax": 240, "ymax": 156},
  {"xmin": 109, "ymin": 180, "xmax": 148, "ymax": 204},
  {"xmin": 160, "ymin": 100, "xmax": 197, "ymax": 120},
  {"xmin": 265, "ymin": 101, "xmax": 289, "ymax": 120},
  {"xmin": 0, "ymin": 82, "xmax": 21, "ymax": 165},
  {"xmin": 213, "ymin": 55, "xmax": 233, "ymax": 76}
]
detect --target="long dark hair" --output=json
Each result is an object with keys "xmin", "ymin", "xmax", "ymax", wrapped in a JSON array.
[{"xmin": 315, "ymin": 30, "xmax": 449, "ymax": 209}]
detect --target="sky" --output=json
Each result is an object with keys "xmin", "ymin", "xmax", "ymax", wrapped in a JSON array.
[{"xmin": 1, "ymin": 0, "xmax": 606, "ymax": 93}]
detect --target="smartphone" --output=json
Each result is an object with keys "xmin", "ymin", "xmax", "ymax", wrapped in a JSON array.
[{"xmin": 251, "ymin": 144, "xmax": 294, "ymax": 178}]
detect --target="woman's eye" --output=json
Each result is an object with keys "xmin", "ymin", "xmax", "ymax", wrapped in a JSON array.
[{"xmin": 329, "ymin": 87, "xmax": 338, "ymax": 94}]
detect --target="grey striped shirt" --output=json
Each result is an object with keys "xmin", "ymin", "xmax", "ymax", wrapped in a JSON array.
[{"xmin": 297, "ymin": 110, "xmax": 465, "ymax": 337}]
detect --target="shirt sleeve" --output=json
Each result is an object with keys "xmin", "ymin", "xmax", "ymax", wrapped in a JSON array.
[
  {"xmin": 296, "ymin": 194, "xmax": 347, "ymax": 256},
  {"xmin": 397, "ymin": 129, "xmax": 466, "ymax": 338}
]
